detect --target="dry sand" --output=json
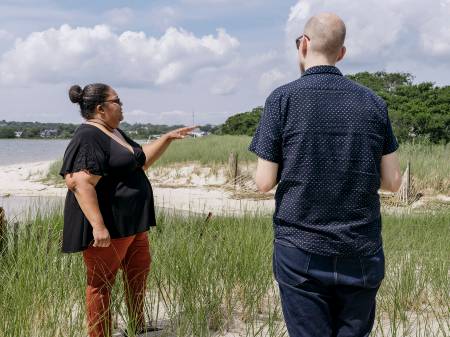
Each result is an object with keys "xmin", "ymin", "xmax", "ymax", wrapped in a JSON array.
[
  {"xmin": 0, "ymin": 160, "xmax": 275, "ymax": 217},
  {"xmin": 0, "ymin": 161, "xmax": 66, "ymax": 197}
]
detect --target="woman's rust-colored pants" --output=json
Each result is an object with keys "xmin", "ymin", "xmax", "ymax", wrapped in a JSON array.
[{"xmin": 82, "ymin": 232, "xmax": 151, "ymax": 337}]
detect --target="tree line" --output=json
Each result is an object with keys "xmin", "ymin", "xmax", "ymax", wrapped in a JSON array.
[
  {"xmin": 218, "ymin": 72, "xmax": 450, "ymax": 144},
  {"xmin": 0, "ymin": 121, "xmax": 215, "ymax": 139},
  {"xmin": 1, "ymin": 72, "xmax": 448, "ymax": 143}
]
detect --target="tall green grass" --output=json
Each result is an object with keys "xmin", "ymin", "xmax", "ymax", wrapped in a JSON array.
[
  {"xmin": 152, "ymin": 135, "xmax": 256, "ymax": 167},
  {"xmin": 0, "ymin": 207, "xmax": 448, "ymax": 336},
  {"xmin": 44, "ymin": 159, "xmax": 64, "ymax": 186},
  {"xmin": 397, "ymin": 142, "xmax": 449, "ymax": 193},
  {"xmin": 46, "ymin": 138, "xmax": 449, "ymax": 193}
]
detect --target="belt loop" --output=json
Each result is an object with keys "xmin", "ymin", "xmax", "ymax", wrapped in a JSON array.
[
  {"xmin": 333, "ymin": 256, "xmax": 338, "ymax": 285},
  {"xmin": 304, "ymin": 252, "xmax": 312, "ymax": 273}
]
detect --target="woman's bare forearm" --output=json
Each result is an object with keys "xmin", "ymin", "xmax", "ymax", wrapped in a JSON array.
[
  {"xmin": 142, "ymin": 135, "xmax": 172, "ymax": 169},
  {"xmin": 72, "ymin": 182, "xmax": 105, "ymax": 230}
]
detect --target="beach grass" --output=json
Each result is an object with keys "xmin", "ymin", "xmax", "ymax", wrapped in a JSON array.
[
  {"xmin": 396, "ymin": 142, "xmax": 450, "ymax": 193},
  {"xmin": 0, "ymin": 207, "xmax": 448, "ymax": 336},
  {"xmin": 152, "ymin": 135, "xmax": 256, "ymax": 167},
  {"xmin": 44, "ymin": 159, "xmax": 64, "ymax": 186},
  {"xmin": 45, "ymin": 137, "xmax": 449, "ymax": 194}
]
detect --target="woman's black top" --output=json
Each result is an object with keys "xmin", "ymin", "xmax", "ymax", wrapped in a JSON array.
[{"xmin": 59, "ymin": 124, "xmax": 156, "ymax": 253}]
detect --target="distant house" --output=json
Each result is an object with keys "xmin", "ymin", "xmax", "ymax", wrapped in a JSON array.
[
  {"xmin": 191, "ymin": 130, "xmax": 207, "ymax": 138},
  {"xmin": 14, "ymin": 131, "xmax": 23, "ymax": 138},
  {"xmin": 40, "ymin": 129, "xmax": 58, "ymax": 138}
]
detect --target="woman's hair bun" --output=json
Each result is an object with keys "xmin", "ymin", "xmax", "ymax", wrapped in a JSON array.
[{"xmin": 68, "ymin": 85, "xmax": 83, "ymax": 103}]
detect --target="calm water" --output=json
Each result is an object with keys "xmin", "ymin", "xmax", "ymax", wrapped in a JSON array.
[
  {"xmin": 0, "ymin": 195, "xmax": 64, "ymax": 222},
  {"xmin": 0, "ymin": 139, "xmax": 70, "ymax": 166},
  {"xmin": 0, "ymin": 139, "xmax": 69, "ymax": 220}
]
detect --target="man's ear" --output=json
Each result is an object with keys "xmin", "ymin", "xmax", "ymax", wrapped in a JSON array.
[
  {"xmin": 301, "ymin": 38, "xmax": 308, "ymax": 57},
  {"xmin": 336, "ymin": 46, "xmax": 346, "ymax": 62}
]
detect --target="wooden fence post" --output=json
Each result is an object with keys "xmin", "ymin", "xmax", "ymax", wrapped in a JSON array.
[
  {"xmin": 397, "ymin": 161, "xmax": 411, "ymax": 204},
  {"xmin": 228, "ymin": 152, "xmax": 239, "ymax": 188},
  {"xmin": 0, "ymin": 207, "xmax": 6, "ymax": 254}
]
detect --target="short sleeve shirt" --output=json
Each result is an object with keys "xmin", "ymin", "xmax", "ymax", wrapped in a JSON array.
[
  {"xmin": 59, "ymin": 124, "xmax": 156, "ymax": 253},
  {"xmin": 249, "ymin": 65, "xmax": 399, "ymax": 257}
]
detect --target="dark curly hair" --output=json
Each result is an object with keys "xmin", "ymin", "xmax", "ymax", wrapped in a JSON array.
[{"xmin": 68, "ymin": 83, "xmax": 111, "ymax": 119}]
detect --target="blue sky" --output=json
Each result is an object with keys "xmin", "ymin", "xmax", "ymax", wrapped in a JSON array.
[{"xmin": 0, "ymin": 0, "xmax": 449, "ymax": 125}]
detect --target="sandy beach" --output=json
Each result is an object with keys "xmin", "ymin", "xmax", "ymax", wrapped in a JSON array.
[
  {"xmin": 0, "ymin": 161, "xmax": 66, "ymax": 197},
  {"xmin": 0, "ymin": 160, "xmax": 275, "ymax": 218}
]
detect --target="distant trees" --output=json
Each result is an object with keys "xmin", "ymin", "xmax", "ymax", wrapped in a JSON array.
[
  {"xmin": 0, "ymin": 122, "xmax": 78, "ymax": 139},
  {"xmin": 0, "ymin": 121, "xmax": 185, "ymax": 139},
  {"xmin": 120, "ymin": 123, "xmax": 185, "ymax": 138},
  {"xmin": 0, "ymin": 127, "xmax": 15, "ymax": 138},
  {"xmin": 219, "ymin": 106, "xmax": 263, "ymax": 136},
  {"xmin": 347, "ymin": 72, "xmax": 450, "ymax": 143},
  {"xmin": 2, "ymin": 71, "xmax": 448, "ymax": 144},
  {"xmin": 219, "ymin": 72, "xmax": 449, "ymax": 144}
]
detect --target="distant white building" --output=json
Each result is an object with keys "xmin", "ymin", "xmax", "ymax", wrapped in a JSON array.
[
  {"xmin": 40, "ymin": 129, "xmax": 58, "ymax": 138},
  {"xmin": 191, "ymin": 131, "xmax": 206, "ymax": 138}
]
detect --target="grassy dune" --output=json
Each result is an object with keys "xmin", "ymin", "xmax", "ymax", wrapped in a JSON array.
[
  {"xmin": 0, "ymin": 208, "xmax": 448, "ymax": 336},
  {"xmin": 152, "ymin": 135, "xmax": 256, "ymax": 166},
  {"xmin": 46, "ymin": 136, "xmax": 449, "ymax": 193}
]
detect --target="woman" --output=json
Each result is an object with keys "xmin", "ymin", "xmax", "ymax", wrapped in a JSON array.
[{"xmin": 60, "ymin": 83, "xmax": 195, "ymax": 337}]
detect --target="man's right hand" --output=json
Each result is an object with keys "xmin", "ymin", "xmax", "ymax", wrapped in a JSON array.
[{"xmin": 92, "ymin": 226, "xmax": 111, "ymax": 247}]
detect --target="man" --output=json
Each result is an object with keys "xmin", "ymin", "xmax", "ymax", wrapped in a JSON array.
[{"xmin": 249, "ymin": 13, "xmax": 402, "ymax": 337}]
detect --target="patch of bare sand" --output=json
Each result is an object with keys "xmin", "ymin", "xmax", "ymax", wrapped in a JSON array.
[
  {"xmin": 0, "ymin": 161, "xmax": 275, "ymax": 216},
  {"xmin": 0, "ymin": 161, "xmax": 66, "ymax": 197}
]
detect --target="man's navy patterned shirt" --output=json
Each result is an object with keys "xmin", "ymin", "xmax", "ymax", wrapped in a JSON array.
[{"xmin": 249, "ymin": 65, "xmax": 399, "ymax": 257}]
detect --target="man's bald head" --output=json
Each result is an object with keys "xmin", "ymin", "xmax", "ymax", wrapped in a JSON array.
[{"xmin": 303, "ymin": 13, "xmax": 346, "ymax": 60}]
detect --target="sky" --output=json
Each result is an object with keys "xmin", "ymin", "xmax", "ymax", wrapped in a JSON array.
[{"xmin": 0, "ymin": 0, "xmax": 449, "ymax": 125}]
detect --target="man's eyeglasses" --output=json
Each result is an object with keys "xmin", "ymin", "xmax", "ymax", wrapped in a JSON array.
[
  {"xmin": 295, "ymin": 34, "xmax": 310, "ymax": 49},
  {"xmin": 104, "ymin": 98, "xmax": 123, "ymax": 106}
]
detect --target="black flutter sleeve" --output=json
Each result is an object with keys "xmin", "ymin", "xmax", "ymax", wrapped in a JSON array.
[{"xmin": 59, "ymin": 129, "xmax": 109, "ymax": 177}]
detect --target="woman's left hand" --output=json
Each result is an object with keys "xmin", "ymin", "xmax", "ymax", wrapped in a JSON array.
[{"xmin": 164, "ymin": 126, "xmax": 198, "ymax": 141}]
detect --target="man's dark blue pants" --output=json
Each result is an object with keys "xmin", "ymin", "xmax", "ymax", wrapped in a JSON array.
[{"xmin": 273, "ymin": 241, "xmax": 385, "ymax": 337}]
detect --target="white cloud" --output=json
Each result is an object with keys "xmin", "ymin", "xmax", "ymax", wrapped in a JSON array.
[
  {"xmin": 287, "ymin": 1, "xmax": 310, "ymax": 24},
  {"xmin": 0, "ymin": 29, "xmax": 15, "ymax": 54},
  {"xmin": 210, "ymin": 76, "xmax": 240, "ymax": 95},
  {"xmin": 259, "ymin": 68, "xmax": 287, "ymax": 94},
  {"xmin": 0, "ymin": 30, "xmax": 14, "ymax": 40},
  {"xmin": 285, "ymin": 0, "xmax": 450, "ymax": 66},
  {"xmin": 0, "ymin": 24, "xmax": 240, "ymax": 87}
]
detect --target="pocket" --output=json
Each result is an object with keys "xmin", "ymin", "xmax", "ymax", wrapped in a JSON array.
[
  {"xmin": 360, "ymin": 248, "xmax": 385, "ymax": 288},
  {"xmin": 274, "ymin": 242, "xmax": 311, "ymax": 287}
]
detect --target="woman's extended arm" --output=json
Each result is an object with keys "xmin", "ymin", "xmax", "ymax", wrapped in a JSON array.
[
  {"xmin": 141, "ymin": 126, "xmax": 196, "ymax": 170},
  {"xmin": 64, "ymin": 171, "xmax": 110, "ymax": 247}
]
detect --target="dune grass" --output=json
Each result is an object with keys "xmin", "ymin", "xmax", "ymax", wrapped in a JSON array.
[
  {"xmin": 396, "ymin": 142, "xmax": 449, "ymax": 193},
  {"xmin": 45, "ymin": 137, "xmax": 449, "ymax": 193},
  {"xmin": 0, "ymin": 206, "xmax": 448, "ymax": 336},
  {"xmin": 152, "ymin": 135, "xmax": 256, "ymax": 167}
]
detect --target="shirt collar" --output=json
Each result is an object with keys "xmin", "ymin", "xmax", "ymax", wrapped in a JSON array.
[{"xmin": 301, "ymin": 65, "xmax": 343, "ymax": 77}]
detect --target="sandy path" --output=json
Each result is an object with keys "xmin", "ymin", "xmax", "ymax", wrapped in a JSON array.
[{"xmin": 0, "ymin": 161, "xmax": 275, "ymax": 216}]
